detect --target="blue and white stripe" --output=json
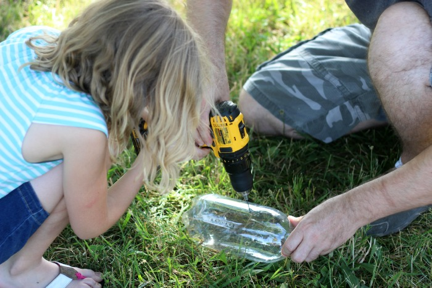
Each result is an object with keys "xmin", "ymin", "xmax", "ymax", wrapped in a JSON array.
[{"xmin": 0, "ymin": 26, "xmax": 108, "ymax": 198}]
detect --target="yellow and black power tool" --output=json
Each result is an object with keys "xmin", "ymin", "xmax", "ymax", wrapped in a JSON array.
[
  {"xmin": 207, "ymin": 101, "xmax": 253, "ymax": 201},
  {"xmin": 131, "ymin": 119, "xmax": 147, "ymax": 153},
  {"xmin": 131, "ymin": 101, "xmax": 253, "ymax": 200}
]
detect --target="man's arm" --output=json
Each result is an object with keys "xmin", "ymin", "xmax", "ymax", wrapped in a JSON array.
[
  {"xmin": 282, "ymin": 145, "xmax": 432, "ymax": 263},
  {"xmin": 186, "ymin": 0, "xmax": 232, "ymax": 102}
]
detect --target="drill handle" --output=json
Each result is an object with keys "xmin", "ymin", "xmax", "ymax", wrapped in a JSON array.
[{"xmin": 131, "ymin": 119, "xmax": 148, "ymax": 154}]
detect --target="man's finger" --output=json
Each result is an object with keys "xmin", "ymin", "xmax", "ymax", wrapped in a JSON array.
[
  {"xmin": 304, "ymin": 246, "xmax": 321, "ymax": 263},
  {"xmin": 289, "ymin": 238, "xmax": 315, "ymax": 263},
  {"xmin": 193, "ymin": 145, "xmax": 211, "ymax": 160},
  {"xmin": 281, "ymin": 230, "xmax": 303, "ymax": 257},
  {"xmin": 196, "ymin": 125, "xmax": 212, "ymax": 147},
  {"xmin": 288, "ymin": 215, "xmax": 303, "ymax": 228}
]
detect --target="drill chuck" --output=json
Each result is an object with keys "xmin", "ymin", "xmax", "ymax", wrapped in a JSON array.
[{"xmin": 219, "ymin": 145, "xmax": 252, "ymax": 194}]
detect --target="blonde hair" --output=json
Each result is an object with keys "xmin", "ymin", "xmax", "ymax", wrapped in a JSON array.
[{"xmin": 25, "ymin": 0, "xmax": 212, "ymax": 193}]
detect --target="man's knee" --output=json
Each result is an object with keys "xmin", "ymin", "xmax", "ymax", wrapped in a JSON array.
[
  {"xmin": 238, "ymin": 89, "xmax": 302, "ymax": 138},
  {"xmin": 238, "ymin": 89, "xmax": 273, "ymax": 134},
  {"xmin": 238, "ymin": 89, "xmax": 260, "ymax": 127},
  {"xmin": 369, "ymin": 2, "xmax": 429, "ymax": 80},
  {"xmin": 369, "ymin": 1, "xmax": 432, "ymax": 161},
  {"xmin": 379, "ymin": 1, "xmax": 420, "ymax": 22}
]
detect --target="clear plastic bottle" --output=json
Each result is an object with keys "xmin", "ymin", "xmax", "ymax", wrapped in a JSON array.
[{"xmin": 182, "ymin": 194, "xmax": 291, "ymax": 263}]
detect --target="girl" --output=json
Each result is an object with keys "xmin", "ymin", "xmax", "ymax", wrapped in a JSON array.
[{"xmin": 0, "ymin": 0, "xmax": 212, "ymax": 286}]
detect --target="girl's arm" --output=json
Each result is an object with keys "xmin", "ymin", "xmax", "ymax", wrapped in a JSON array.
[{"xmin": 61, "ymin": 126, "xmax": 143, "ymax": 239}]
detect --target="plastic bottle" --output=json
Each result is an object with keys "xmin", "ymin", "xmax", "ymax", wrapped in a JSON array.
[{"xmin": 182, "ymin": 194, "xmax": 291, "ymax": 263}]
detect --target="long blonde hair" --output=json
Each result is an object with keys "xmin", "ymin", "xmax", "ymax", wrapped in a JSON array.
[{"xmin": 25, "ymin": 0, "xmax": 212, "ymax": 193}]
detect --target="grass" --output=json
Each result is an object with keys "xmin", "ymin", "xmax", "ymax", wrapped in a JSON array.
[{"xmin": 2, "ymin": 0, "xmax": 432, "ymax": 287}]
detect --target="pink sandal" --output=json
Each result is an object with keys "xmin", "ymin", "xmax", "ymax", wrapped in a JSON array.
[{"xmin": 45, "ymin": 262, "xmax": 86, "ymax": 288}]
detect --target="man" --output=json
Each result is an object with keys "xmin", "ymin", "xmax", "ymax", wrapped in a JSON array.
[{"xmin": 187, "ymin": 0, "xmax": 432, "ymax": 263}]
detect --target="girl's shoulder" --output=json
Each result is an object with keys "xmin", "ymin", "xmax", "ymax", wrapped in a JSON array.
[
  {"xmin": 4, "ymin": 26, "xmax": 59, "ymax": 44},
  {"xmin": 1, "ymin": 26, "xmax": 59, "ymax": 70}
]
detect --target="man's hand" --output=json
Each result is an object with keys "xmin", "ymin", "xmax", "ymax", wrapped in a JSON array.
[
  {"xmin": 186, "ymin": 0, "xmax": 234, "ymax": 159},
  {"xmin": 281, "ymin": 195, "xmax": 361, "ymax": 263},
  {"xmin": 193, "ymin": 98, "xmax": 213, "ymax": 160},
  {"xmin": 282, "ymin": 152, "xmax": 432, "ymax": 263}
]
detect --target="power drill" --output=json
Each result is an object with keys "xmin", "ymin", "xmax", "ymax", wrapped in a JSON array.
[
  {"xmin": 131, "ymin": 101, "xmax": 253, "ymax": 200},
  {"xmin": 207, "ymin": 101, "xmax": 253, "ymax": 201}
]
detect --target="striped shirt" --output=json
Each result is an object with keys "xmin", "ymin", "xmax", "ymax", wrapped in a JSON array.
[{"xmin": 0, "ymin": 26, "xmax": 108, "ymax": 198}]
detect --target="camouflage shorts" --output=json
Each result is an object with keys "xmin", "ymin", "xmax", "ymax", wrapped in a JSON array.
[{"xmin": 243, "ymin": 24, "xmax": 387, "ymax": 143}]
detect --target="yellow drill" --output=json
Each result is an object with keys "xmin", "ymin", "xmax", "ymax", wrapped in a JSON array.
[
  {"xmin": 207, "ymin": 101, "xmax": 253, "ymax": 201},
  {"xmin": 131, "ymin": 101, "xmax": 253, "ymax": 200}
]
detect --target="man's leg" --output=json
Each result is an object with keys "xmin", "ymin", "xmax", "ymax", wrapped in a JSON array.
[
  {"xmin": 369, "ymin": 2, "xmax": 432, "ymax": 163},
  {"xmin": 239, "ymin": 24, "xmax": 387, "ymax": 143},
  {"xmin": 366, "ymin": 2, "xmax": 432, "ymax": 236},
  {"xmin": 239, "ymin": 89, "xmax": 386, "ymax": 138},
  {"xmin": 0, "ymin": 166, "xmax": 102, "ymax": 287}
]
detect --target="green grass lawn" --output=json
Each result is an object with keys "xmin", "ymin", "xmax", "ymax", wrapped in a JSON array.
[{"xmin": 2, "ymin": 0, "xmax": 432, "ymax": 287}]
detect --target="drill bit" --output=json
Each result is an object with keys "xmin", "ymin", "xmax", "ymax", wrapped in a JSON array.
[{"xmin": 240, "ymin": 191, "xmax": 251, "ymax": 212}]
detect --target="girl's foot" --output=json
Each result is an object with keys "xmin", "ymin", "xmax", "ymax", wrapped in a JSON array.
[
  {"xmin": 0, "ymin": 258, "xmax": 103, "ymax": 288},
  {"xmin": 46, "ymin": 262, "xmax": 103, "ymax": 288}
]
